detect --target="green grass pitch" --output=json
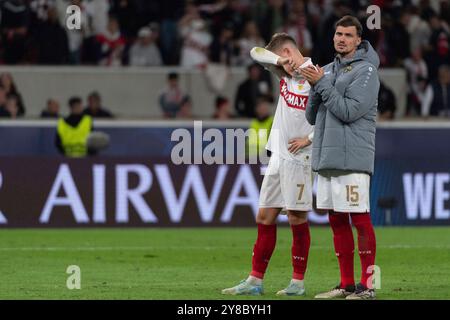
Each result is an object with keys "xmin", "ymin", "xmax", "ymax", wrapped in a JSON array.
[{"xmin": 0, "ymin": 227, "xmax": 449, "ymax": 300}]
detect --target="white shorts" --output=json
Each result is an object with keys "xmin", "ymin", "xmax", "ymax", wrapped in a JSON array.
[
  {"xmin": 259, "ymin": 153, "xmax": 313, "ymax": 211},
  {"xmin": 316, "ymin": 170, "xmax": 370, "ymax": 213}
]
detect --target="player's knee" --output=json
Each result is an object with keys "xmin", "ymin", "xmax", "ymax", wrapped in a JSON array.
[
  {"xmin": 256, "ymin": 208, "xmax": 279, "ymax": 225},
  {"xmin": 287, "ymin": 211, "xmax": 308, "ymax": 225}
]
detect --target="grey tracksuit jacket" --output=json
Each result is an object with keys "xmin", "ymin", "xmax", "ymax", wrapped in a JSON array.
[{"xmin": 306, "ymin": 40, "xmax": 380, "ymax": 175}]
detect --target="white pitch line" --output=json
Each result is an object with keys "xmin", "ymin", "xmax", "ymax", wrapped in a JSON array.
[{"xmin": 0, "ymin": 245, "xmax": 449, "ymax": 251}]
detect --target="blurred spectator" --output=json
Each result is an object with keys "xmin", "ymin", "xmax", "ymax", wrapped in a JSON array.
[
  {"xmin": 96, "ymin": 15, "xmax": 126, "ymax": 66},
  {"xmin": 235, "ymin": 63, "xmax": 272, "ymax": 118},
  {"xmin": 35, "ymin": 6, "xmax": 69, "ymax": 65},
  {"xmin": 427, "ymin": 64, "xmax": 450, "ymax": 117},
  {"xmin": 201, "ymin": 0, "xmax": 245, "ymax": 38},
  {"xmin": 6, "ymin": 95, "xmax": 19, "ymax": 118},
  {"xmin": 0, "ymin": 73, "xmax": 25, "ymax": 116},
  {"xmin": 374, "ymin": 15, "xmax": 391, "ymax": 67},
  {"xmin": 158, "ymin": 1, "xmax": 185, "ymax": 65},
  {"xmin": 259, "ymin": 0, "xmax": 288, "ymax": 43},
  {"xmin": 129, "ymin": 26, "xmax": 162, "ymax": 67},
  {"xmin": 159, "ymin": 72, "xmax": 186, "ymax": 118},
  {"xmin": 0, "ymin": 87, "xmax": 11, "ymax": 118},
  {"xmin": 178, "ymin": 95, "xmax": 194, "ymax": 119},
  {"xmin": 426, "ymin": 15, "xmax": 450, "ymax": 79},
  {"xmin": 235, "ymin": 21, "xmax": 265, "ymax": 66},
  {"xmin": 83, "ymin": 91, "xmax": 113, "ymax": 118},
  {"xmin": 179, "ymin": 2, "xmax": 212, "ymax": 68},
  {"xmin": 406, "ymin": 7, "xmax": 431, "ymax": 52},
  {"xmin": 386, "ymin": 11, "xmax": 411, "ymax": 66},
  {"xmin": 404, "ymin": 48, "xmax": 429, "ymax": 115},
  {"xmin": 41, "ymin": 98, "xmax": 60, "ymax": 118},
  {"xmin": 279, "ymin": 0, "xmax": 313, "ymax": 57},
  {"xmin": 0, "ymin": 0, "xmax": 447, "ymax": 123},
  {"xmin": 109, "ymin": 0, "xmax": 138, "ymax": 38},
  {"xmin": 415, "ymin": 76, "xmax": 434, "ymax": 117},
  {"xmin": 30, "ymin": 0, "xmax": 56, "ymax": 22},
  {"xmin": 55, "ymin": 96, "xmax": 93, "ymax": 157},
  {"xmin": 0, "ymin": 0, "xmax": 30, "ymax": 64},
  {"xmin": 418, "ymin": 0, "xmax": 439, "ymax": 21},
  {"xmin": 213, "ymin": 96, "xmax": 233, "ymax": 119},
  {"xmin": 247, "ymin": 97, "xmax": 274, "ymax": 157},
  {"xmin": 377, "ymin": 82, "xmax": 397, "ymax": 120},
  {"xmin": 250, "ymin": 0, "xmax": 269, "ymax": 29},
  {"xmin": 441, "ymin": 1, "xmax": 450, "ymax": 23},
  {"xmin": 54, "ymin": 0, "xmax": 89, "ymax": 65},
  {"xmin": 210, "ymin": 23, "xmax": 234, "ymax": 66},
  {"xmin": 85, "ymin": 0, "xmax": 110, "ymax": 35}
]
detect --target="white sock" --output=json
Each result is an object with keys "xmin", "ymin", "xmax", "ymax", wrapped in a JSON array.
[{"xmin": 246, "ymin": 275, "xmax": 263, "ymax": 286}]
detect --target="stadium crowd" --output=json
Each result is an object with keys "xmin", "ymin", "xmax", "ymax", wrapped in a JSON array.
[{"xmin": 0, "ymin": 0, "xmax": 449, "ymax": 119}]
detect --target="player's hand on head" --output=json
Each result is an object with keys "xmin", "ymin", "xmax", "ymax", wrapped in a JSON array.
[{"xmin": 287, "ymin": 137, "xmax": 312, "ymax": 154}]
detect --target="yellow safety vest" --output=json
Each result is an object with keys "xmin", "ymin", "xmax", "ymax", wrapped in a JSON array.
[
  {"xmin": 57, "ymin": 115, "xmax": 92, "ymax": 157},
  {"xmin": 247, "ymin": 116, "xmax": 274, "ymax": 157}
]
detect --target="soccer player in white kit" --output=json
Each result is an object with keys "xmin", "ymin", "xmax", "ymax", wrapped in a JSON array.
[{"xmin": 222, "ymin": 33, "xmax": 315, "ymax": 296}]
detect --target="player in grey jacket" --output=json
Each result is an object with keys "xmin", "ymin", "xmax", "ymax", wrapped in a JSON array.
[
  {"xmin": 300, "ymin": 15, "xmax": 379, "ymax": 300},
  {"xmin": 305, "ymin": 40, "xmax": 379, "ymax": 174}
]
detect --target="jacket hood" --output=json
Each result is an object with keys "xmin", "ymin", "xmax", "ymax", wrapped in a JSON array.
[{"xmin": 338, "ymin": 40, "xmax": 380, "ymax": 68}]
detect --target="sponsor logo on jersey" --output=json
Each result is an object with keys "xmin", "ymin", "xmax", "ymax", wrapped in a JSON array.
[{"xmin": 280, "ymin": 79, "xmax": 309, "ymax": 110}]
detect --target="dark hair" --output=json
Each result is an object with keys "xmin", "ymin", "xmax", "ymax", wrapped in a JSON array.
[
  {"xmin": 108, "ymin": 14, "xmax": 118, "ymax": 23},
  {"xmin": 247, "ymin": 63, "xmax": 261, "ymax": 74},
  {"xmin": 335, "ymin": 15, "xmax": 363, "ymax": 37},
  {"xmin": 265, "ymin": 32, "xmax": 297, "ymax": 51},
  {"xmin": 88, "ymin": 91, "xmax": 101, "ymax": 100},
  {"xmin": 68, "ymin": 97, "xmax": 82, "ymax": 108},
  {"xmin": 181, "ymin": 95, "xmax": 191, "ymax": 105},
  {"xmin": 6, "ymin": 93, "xmax": 18, "ymax": 101},
  {"xmin": 215, "ymin": 96, "xmax": 229, "ymax": 109},
  {"xmin": 0, "ymin": 72, "xmax": 19, "ymax": 95},
  {"xmin": 168, "ymin": 72, "xmax": 178, "ymax": 80}
]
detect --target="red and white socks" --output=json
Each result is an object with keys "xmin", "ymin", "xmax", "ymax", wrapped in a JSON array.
[
  {"xmin": 329, "ymin": 212, "xmax": 377, "ymax": 289},
  {"xmin": 351, "ymin": 213, "xmax": 377, "ymax": 288},
  {"xmin": 248, "ymin": 222, "xmax": 311, "ymax": 284},
  {"xmin": 291, "ymin": 222, "xmax": 311, "ymax": 281},
  {"xmin": 250, "ymin": 223, "xmax": 277, "ymax": 281},
  {"xmin": 329, "ymin": 212, "xmax": 356, "ymax": 289}
]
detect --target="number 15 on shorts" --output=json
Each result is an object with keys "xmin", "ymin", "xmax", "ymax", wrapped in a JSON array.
[{"xmin": 346, "ymin": 185, "xmax": 359, "ymax": 204}]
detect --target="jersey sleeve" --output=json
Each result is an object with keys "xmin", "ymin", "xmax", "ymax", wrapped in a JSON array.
[
  {"xmin": 250, "ymin": 47, "xmax": 279, "ymax": 65},
  {"xmin": 250, "ymin": 47, "xmax": 288, "ymax": 80}
]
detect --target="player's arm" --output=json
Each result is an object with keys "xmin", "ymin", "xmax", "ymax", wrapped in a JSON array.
[
  {"xmin": 311, "ymin": 64, "xmax": 379, "ymax": 123},
  {"xmin": 305, "ymin": 85, "xmax": 322, "ymax": 125},
  {"xmin": 250, "ymin": 47, "xmax": 290, "ymax": 80}
]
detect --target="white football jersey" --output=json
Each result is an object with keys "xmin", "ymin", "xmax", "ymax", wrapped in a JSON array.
[{"xmin": 266, "ymin": 58, "xmax": 315, "ymax": 162}]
